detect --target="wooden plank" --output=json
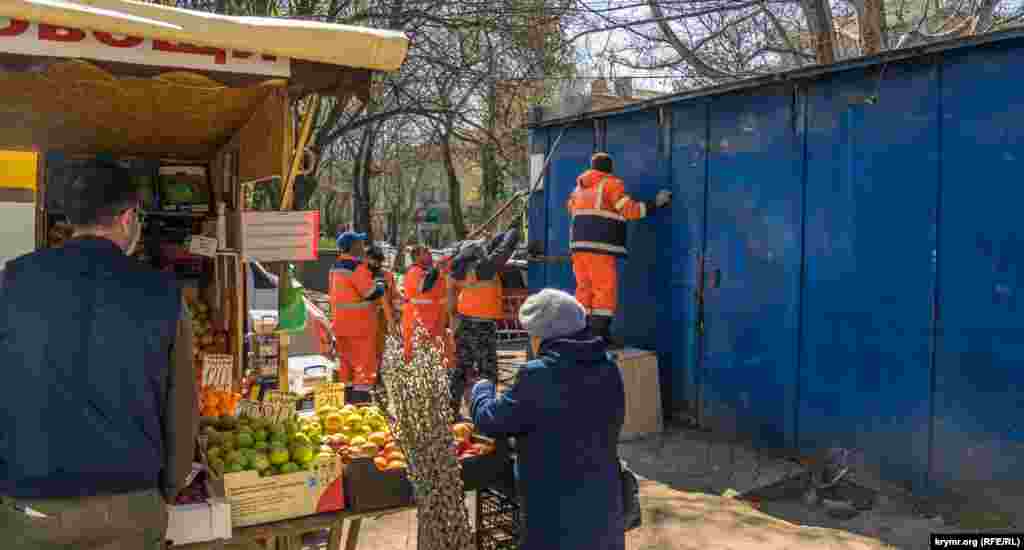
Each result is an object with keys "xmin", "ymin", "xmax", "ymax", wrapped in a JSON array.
[
  {"xmin": 34, "ymin": 151, "xmax": 46, "ymax": 250},
  {"xmin": 173, "ymin": 507, "xmax": 412, "ymax": 549},
  {"xmin": 343, "ymin": 518, "xmax": 362, "ymax": 550}
]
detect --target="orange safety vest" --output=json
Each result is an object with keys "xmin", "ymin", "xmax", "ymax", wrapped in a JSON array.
[
  {"xmin": 567, "ymin": 169, "xmax": 648, "ymax": 258},
  {"xmin": 404, "ymin": 263, "xmax": 448, "ymax": 330},
  {"xmin": 329, "ymin": 254, "xmax": 378, "ymax": 337},
  {"xmin": 456, "ymin": 267, "xmax": 503, "ymax": 320}
]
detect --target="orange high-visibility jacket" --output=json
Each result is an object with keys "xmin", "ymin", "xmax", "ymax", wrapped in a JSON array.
[
  {"xmin": 456, "ymin": 267, "xmax": 503, "ymax": 320},
  {"xmin": 329, "ymin": 254, "xmax": 380, "ymax": 337},
  {"xmin": 404, "ymin": 263, "xmax": 448, "ymax": 332},
  {"xmin": 566, "ymin": 169, "xmax": 649, "ymax": 257}
]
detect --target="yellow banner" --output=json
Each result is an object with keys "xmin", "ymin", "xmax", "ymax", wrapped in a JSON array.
[{"xmin": 0, "ymin": 151, "xmax": 37, "ymax": 190}]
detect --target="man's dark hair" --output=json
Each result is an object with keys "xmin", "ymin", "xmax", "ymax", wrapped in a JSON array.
[
  {"xmin": 65, "ymin": 160, "xmax": 140, "ymax": 227},
  {"xmin": 366, "ymin": 243, "xmax": 385, "ymax": 263},
  {"xmin": 591, "ymin": 152, "xmax": 613, "ymax": 173}
]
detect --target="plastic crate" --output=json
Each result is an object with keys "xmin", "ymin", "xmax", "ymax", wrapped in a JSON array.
[
  {"xmin": 343, "ymin": 457, "xmax": 415, "ymax": 512},
  {"xmin": 476, "ymin": 488, "xmax": 521, "ymax": 550}
]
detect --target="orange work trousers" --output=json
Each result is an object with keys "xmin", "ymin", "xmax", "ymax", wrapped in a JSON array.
[
  {"xmin": 571, "ymin": 251, "xmax": 618, "ymax": 318},
  {"xmin": 337, "ymin": 335, "xmax": 379, "ymax": 386}
]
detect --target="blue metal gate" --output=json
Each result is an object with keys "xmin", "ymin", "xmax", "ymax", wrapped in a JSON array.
[{"xmin": 529, "ymin": 30, "xmax": 1024, "ymax": 500}]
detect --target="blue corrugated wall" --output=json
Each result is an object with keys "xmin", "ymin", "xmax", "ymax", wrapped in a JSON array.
[{"xmin": 529, "ymin": 37, "xmax": 1024, "ymax": 495}]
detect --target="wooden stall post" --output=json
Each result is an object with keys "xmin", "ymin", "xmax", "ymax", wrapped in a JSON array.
[
  {"xmin": 275, "ymin": 93, "xmax": 320, "ymax": 393},
  {"xmin": 34, "ymin": 152, "xmax": 47, "ymax": 250}
]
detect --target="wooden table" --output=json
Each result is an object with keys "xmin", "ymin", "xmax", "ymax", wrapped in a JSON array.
[{"xmin": 174, "ymin": 506, "xmax": 412, "ymax": 550}]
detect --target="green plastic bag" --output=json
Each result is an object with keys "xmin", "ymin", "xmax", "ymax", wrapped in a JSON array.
[{"xmin": 278, "ymin": 264, "xmax": 306, "ymax": 333}]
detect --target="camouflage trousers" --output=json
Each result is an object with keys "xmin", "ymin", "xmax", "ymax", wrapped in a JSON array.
[
  {"xmin": 450, "ymin": 316, "xmax": 498, "ymax": 417},
  {"xmin": 0, "ymin": 489, "xmax": 167, "ymax": 550}
]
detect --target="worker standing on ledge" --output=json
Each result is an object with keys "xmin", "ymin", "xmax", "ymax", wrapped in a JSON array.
[
  {"xmin": 329, "ymin": 231, "xmax": 385, "ymax": 403},
  {"xmin": 567, "ymin": 152, "xmax": 672, "ymax": 348},
  {"xmin": 447, "ymin": 227, "xmax": 521, "ymax": 417},
  {"xmin": 403, "ymin": 244, "xmax": 448, "ymax": 360}
]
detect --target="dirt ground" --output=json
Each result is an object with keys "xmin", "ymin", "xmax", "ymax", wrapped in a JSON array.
[{"xmin": 303, "ymin": 422, "xmax": 1022, "ymax": 550}]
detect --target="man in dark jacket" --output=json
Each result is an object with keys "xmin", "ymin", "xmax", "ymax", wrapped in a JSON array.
[
  {"xmin": 0, "ymin": 160, "xmax": 197, "ymax": 549},
  {"xmin": 470, "ymin": 288, "xmax": 626, "ymax": 550}
]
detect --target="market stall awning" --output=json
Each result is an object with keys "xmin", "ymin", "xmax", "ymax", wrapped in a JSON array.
[
  {"xmin": 0, "ymin": 1, "xmax": 410, "ymax": 158},
  {"xmin": 0, "ymin": 0, "xmax": 409, "ymax": 72}
]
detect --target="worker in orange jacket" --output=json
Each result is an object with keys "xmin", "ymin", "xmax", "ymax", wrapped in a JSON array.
[
  {"xmin": 447, "ymin": 227, "xmax": 520, "ymax": 417},
  {"xmin": 329, "ymin": 231, "xmax": 385, "ymax": 401},
  {"xmin": 567, "ymin": 152, "xmax": 672, "ymax": 347},
  {"xmin": 402, "ymin": 244, "xmax": 448, "ymax": 360},
  {"xmin": 366, "ymin": 243, "xmax": 399, "ymax": 383}
]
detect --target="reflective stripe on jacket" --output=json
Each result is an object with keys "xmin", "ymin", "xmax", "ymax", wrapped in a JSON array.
[
  {"xmin": 567, "ymin": 169, "xmax": 647, "ymax": 258},
  {"xmin": 456, "ymin": 268, "xmax": 503, "ymax": 320}
]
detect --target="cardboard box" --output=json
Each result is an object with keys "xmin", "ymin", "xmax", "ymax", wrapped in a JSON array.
[
  {"xmin": 611, "ymin": 348, "xmax": 663, "ymax": 441},
  {"xmin": 166, "ymin": 498, "xmax": 232, "ymax": 546},
  {"xmin": 209, "ymin": 454, "xmax": 344, "ymax": 527}
]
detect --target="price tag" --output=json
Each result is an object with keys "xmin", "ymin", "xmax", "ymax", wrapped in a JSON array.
[
  {"xmin": 201, "ymin": 354, "xmax": 233, "ymax": 391},
  {"xmin": 313, "ymin": 383, "xmax": 346, "ymax": 411},
  {"xmin": 236, "ymin": 399, "xmax": 262, "ymax": 419},
  {"xmin": 188, "ymin": 235, "xmax": 219, "ymax": 258},
  {"xmin": 263, "ymin": 390, "xmax": 298, "ymax": 424}
]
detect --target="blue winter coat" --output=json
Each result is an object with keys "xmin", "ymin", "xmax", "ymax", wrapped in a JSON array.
[{"xmin": 470, "ymin": 331, "xmax": 626, "ymax": 550}]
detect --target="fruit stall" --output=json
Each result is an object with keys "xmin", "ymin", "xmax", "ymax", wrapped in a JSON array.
[{"xmin": 0, "ymin": 1, "xmax": 531, "ymax": 548}]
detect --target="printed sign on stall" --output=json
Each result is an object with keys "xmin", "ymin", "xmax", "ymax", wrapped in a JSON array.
[
  {"xmin": 201, "ymin": 354, "xmax": 234, "ymax": 391},
  {"xmin": 313, "ymin": 383, "xmax": 345, "ymax": 411},
  {"xmin": 237, "ymin": 391, "xmax": 297, "ymax": 424},
  {"xmin": 0, "ymin": 19, "xmax": 291, "ymax": 77},
  {"xmin": 188, "ymin": 235, "xmax": 219, "ymax": 258}
]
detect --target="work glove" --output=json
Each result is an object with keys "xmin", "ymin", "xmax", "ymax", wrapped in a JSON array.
[{"xmin": 656, "ymin": 190, "xmax": 673, "ymax": 208}]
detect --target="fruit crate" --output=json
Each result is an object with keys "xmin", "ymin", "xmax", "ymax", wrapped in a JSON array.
[
  {"xmin": 343, "ymin": 456, "xmax": 415, "ymax": 512},
  {"xmin": 476, "ymin": 487, "xmax": 521, "ymax": 550}
]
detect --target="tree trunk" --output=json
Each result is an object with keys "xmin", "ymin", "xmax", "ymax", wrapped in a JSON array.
[
  {"xmin": 800, "ymin": 0, "xmax": 838, "ymax": 64},
  {"xmin": 352, "ymin": 127, "xmax": 376, "ymax": 239},
  {"xmin": 441, "ymin": 132, "xmax": 467, "ymax": 240},
  {"xmin": 857, "ymin": 0, "xmax": 885, "ymax": 55}
]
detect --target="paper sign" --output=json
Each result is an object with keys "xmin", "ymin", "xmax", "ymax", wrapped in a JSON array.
[
  {"xmin": 313, "ymin": 383, "xmax": 345, "ymax": 411},
  {"xmin": 264, "ymin": 391, "xmax": 299, "ymax": 424},
  {"xmin": 188, "ymin": 235, "xmax": 218, "ymax": 258},
  {"xmin": 236, "ymin": 399, "xmax": 263, "ymax": 419},
  {"xmin": 238, "ymin": 391, "xmax": 297, "ymax": 424},
  {"xmin": 202, "ymin": 354, "xmax": 234, "ymax": 391}
]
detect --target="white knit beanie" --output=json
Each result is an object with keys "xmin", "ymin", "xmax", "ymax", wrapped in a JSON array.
[{"xmin": 518, "ymin": 289, "xmax": 587, "ymax": 342}]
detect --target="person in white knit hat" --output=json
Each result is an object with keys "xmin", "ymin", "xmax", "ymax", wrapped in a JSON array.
[{"xmin": 468, "ymin": 288, "xmax": 627, "ymax": 550}]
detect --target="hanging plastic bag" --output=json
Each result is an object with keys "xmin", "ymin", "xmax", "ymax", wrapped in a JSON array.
[{"xmin": 278, "ymin": 264, "xmax": 306, "ymax": 333}]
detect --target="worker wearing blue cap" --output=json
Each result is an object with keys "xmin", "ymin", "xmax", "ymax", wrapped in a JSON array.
[{"xmin": 329, "ymin": 231, "xmax": 385, "ymax": 398}]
